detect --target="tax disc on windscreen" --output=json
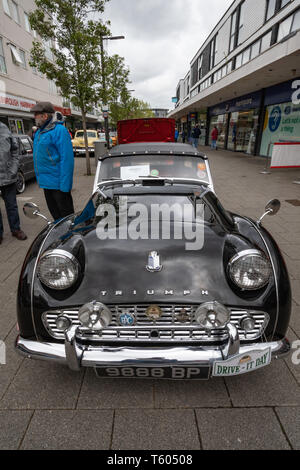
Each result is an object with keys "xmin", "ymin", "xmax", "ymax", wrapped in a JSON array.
[{"xmin": 151, "ymin": 169, "xmax": 159, "ymax": 177}]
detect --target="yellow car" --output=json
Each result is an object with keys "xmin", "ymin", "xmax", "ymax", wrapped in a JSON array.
[{"xmin": 72, "ymin": 130, "xmax": 99, "ymax": 157}]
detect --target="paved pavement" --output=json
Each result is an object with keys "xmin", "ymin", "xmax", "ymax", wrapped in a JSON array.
[{"xmin": 0, "ymin": 149, "xmax": 300, "ymax": 450}]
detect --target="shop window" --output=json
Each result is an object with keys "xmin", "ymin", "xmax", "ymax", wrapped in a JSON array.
[
  {"xmin": 266, "ymin": 0, "xmax": 276, "ymax": 21},
  {"xmin": 278, "ymin": 14, "xmax": 293, "ymax": 41},
  {"xmin": 260, "ymin": 31, "xmax": 272, "ymax": 52},
  {"xmin": 251, "ymin": 40, "xmax": 261, "ymax": 59},
  {"xmin": 291, "ymin": 9, "xmax": 300, "ymax": 33},
  {"xmin": 260, "ymin": 100, "xmax": 300, "ymax": 156},
  {"xmin": 209, "ymin": 114, "xmax": 229, "ymax": 149},
  {"xmin": 0, "ymin": 37, "xmax": 7, "ymax": 74},
  {"xmin": 228, "ymin": 109, "xmax": 259, "ymax": 154}
]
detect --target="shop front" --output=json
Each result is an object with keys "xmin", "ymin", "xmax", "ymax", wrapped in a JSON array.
[
  {"xmin": 208, "ymin": 91, "xmax": 262, "ymax": 154},
  {"xmin": 260, "ymin": 78, "xmax": 300, "ymax": 156},
  {"xmin": 0, "ymin": 92, "xmax": 36, "ymax": 136}
]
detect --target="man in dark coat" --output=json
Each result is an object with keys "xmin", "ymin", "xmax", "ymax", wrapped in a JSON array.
[
  {"xmin": 0, "ymin": 122, "xmax": 27, "ymax": 244},
  {"xmin": 191, "ymin": 125, "xmax": 201, "ymax": 148}
]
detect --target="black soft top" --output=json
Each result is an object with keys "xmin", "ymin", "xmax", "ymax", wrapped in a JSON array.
[{"xmin": 99, "ymin": 142, "xmax": 207, "ymax": 161}]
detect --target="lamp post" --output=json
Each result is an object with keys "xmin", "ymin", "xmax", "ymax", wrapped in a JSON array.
[{"xmin": 100, "ymin": 35, "xmax": 125, "ymax": 149}]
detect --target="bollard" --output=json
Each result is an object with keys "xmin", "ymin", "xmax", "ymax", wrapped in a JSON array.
[
  {"xmin": 260, "ymin": 143, "xmax": 272, "ymax": 175},
  {"xmin": 94, "ymin": 141, "xmax": 108, "ymax": 168}
]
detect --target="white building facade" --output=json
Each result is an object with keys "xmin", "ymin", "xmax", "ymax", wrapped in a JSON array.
[
  {"xmin": 170, "ymin": 0, "xmax": 300, "ymax": 156},
  {"xmin": 0, "ymin": 0, "xmax": 100, "ymax": 136}
]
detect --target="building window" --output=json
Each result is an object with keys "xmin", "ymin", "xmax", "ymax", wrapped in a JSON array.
[
  {"xmin": 229, "ymin": 10, "xmax": 237, "ymax": 52},
  {"xmin": 198, "ymin": 54, "xmax": 203, "ymax": 80},
  {"xmin": 9, "ymin": 44, "xmax": 23, "ymax": 65},
  {"xmin": 237, "ymin": 1, "xmax": 245, "ymax": 45},
  {"xmin": 235, "ymin": 52, "xmax": 243, "ymax": 69},
  {"xmin": 44, "ymin": 39, "xmax": 53, "ymax": 61},
  {"xmin": 251, "ymin": 40, "xmax": 261, "ymax": 59},
  {"xmin": 281, "ymin": 0, "xmax": 291, "ymax": 8},
  {"xmin": 278, "ymin": 14, "xmax": 293, "ymax": 41},
  {"xmin": 266, "ymin": 0, "xmax": 276, "ymax": 21},
  {"xmin": 2, "ymin": 0, "xmax": 10, "ymax": 15},
  {"xmin": 242, "ymin": 47, "xmax": 250, "ymax": 65},
  {"xmin": 210, "ymin": 35, "xmax": 217, "ymax": 69},
  {"xmin": 292, "ymin": 9, "xmax": 300, "ymax": 32},
  {"xmin": 19, "ymin": 49, "xmax": 26, "ymax": 68},
  {"xmin": 24, "ymin": 12, "xmax": 31, "ymax": 33},
  {"xmin": 10, "ymin": 0, "xmax": 20, "ymax": 23},
  {"xmin": 0, "ymin": 37, "xmax": 7, "ymax": 74},
  {"xmin": 260, "ymin": 30, "xmax": 272, "ymax": 52}
]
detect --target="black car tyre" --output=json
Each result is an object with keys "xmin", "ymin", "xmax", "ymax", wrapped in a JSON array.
[{"xmin": 16, "ymin": 171, "xmax": 25, "ymax": 194}]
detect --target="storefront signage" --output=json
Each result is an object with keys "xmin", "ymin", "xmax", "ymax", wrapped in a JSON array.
[
  {"xmin": 54, "ymin": 105, "xmax": 72, "ymax": 116},
  {"xmin": 209, "ymin": 91, "xmax": 262, "ymax": 117},
  {"xmin": 0, "ymin": 92, "xmax": 36, "ymax": 112}
]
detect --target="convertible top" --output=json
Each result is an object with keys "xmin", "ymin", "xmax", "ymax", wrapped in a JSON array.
[{"xmin": 99, "ymin": 142, "xmax": 207, "ymax": 161}]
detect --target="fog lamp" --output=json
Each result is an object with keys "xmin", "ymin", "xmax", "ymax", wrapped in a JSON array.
[
  {"xmin": 194, "ymin": 301, "xmax": 230, "ymax": 330},
  {"xmin": 240, "ymin": 316, "xmax": 256, "ymax": 332},
  {"xmin": 78, "ymin": 301, "xmax": 112, "ymax": 330},
  {"xmin": 55, "ymin": 315, "xmax": 71, "ymax": 331}
]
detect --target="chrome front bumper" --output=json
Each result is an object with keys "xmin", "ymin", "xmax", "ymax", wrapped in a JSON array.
[{"xmin": 15, "ymin": 323, "xmax": 290, "ymax": 375}]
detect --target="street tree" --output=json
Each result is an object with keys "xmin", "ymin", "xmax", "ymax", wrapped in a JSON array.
[{"xmin": 29, "ymin": 0, "xmax": 111, "ymax": 176}]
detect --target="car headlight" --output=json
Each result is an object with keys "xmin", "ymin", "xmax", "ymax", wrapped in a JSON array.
[
  {"xmin": 228, "ymin": 249, "xmax": 272, "ymax": 290},
  {"xmin": 37, "ymin": 249, "xmax": 79, "ymax": 290}
]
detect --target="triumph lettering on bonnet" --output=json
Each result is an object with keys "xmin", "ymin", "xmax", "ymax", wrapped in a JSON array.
[{"xmin": 99, "ymin": 289, "xmax": 209, "ymax": 296}]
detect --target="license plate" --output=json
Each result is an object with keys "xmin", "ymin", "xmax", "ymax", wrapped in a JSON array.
[
  {"xmin": 94, "ymin": 366, "xmax": 210, "ymax": 380},
  {"xmin": 212, "ymin": 348, "xmax": 271, "ymax": 377}
]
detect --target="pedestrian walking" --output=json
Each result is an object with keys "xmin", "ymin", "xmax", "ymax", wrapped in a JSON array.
[
  {"xmin": 191, "ymin": 125, "xmax": 201, "ymax": 148},
  {"xmin": 181, "ymin": 130, "xmax": 186, "ymax": 144},
  {"xmin": 0, "ymin": 122, "xmax": 27, "ymax": 244},
  {"xmin": 31, "ymin": 101, "xmax": 75, "ymax": 221},
  {"xmin": 211, "ymin": 126, "xmax": 219, "ymax": 150},
  {"xmin": 175, "ymin": 128, "xmax": 179, "ymax": 142}
]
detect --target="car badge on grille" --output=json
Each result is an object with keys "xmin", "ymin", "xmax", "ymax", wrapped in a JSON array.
[
  {"xmin": 146, "ymin": 251, "xmax": 162, "ymax": 272},
  {"xmin": 146, "ymin": 305, "xmax": 162, "ymax": 321},
  {"xmin": 118, "ymin": 311, "xmax": 136, "ymax": 326}
]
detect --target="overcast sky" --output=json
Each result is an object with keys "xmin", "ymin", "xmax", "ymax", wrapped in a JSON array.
[{"xmin": 102, "ymin": 0, "xmax": 233, "ymax": 111}]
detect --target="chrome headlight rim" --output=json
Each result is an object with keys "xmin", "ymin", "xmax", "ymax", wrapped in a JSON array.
[
  {"xmin": 37, "ymin": 249, "xmax": 80, "ymax": 290},
  {"xmin": 228, "ymin": 249, "xmax": 272, "ymax": 291}
]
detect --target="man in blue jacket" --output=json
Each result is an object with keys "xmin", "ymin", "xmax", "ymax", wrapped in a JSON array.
[{"xmin": 31, "ymin": 102, "xmax": 74, "ymax": 220}]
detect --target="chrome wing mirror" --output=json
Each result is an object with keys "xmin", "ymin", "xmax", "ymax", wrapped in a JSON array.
[
  {"xmin": 257, "ymin": 199, "xmax": 281, "ymax": 225},
  {"xmin": 23, "ymin": 203, "xmax": 51, "ymax": 225}
]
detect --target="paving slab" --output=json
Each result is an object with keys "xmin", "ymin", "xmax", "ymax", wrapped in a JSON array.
[
  {"xmin": 0, "ymin": 329, "xmax": 24, "ymax": 401},
  {"xmin": 112, "ymin": 409, "xmax": 200, "ymax": 450},
  {"xmin": 290, "ymin": 305, "xmax": 300, "ymax": 338},
  {"xmin": 275, "ymin": 407, "xmax": 300, "ymax": 450},
  {"xmin": 196, "ymin": 408, "xmax": 290, "ymax": 450},
  {"xmin": 0, "ymin": 410, "xmax": 33, "ymax": 450},
  {"xmin": 291, "ymin": 280, "xmax": 300, "ymax": 305},
  {"xmin": 21, "ymin": 410, "xmax": 113, "ymax": 450},
  {"xmin": 77, "ymin": 369, "xmax": 155, "ymax": 409},
  {"xmin": 225, "ymin": 359, "xmax": 300, "ymax": 407},
  {"xmin": 0, "ymin": 359, "xmax": 84, "ymax": 410},
  {"xmin": 154, "ymin": 378, "xmax": 231, "ymax": 408},
  {"xmin": 285, "ymin": 328, "xmax": 300, "ymax": 384}
]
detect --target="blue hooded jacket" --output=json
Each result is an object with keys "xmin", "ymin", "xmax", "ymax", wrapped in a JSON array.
[{"xmin": 33, "ymin": 118, "xmax": 74, "ymax": 193}]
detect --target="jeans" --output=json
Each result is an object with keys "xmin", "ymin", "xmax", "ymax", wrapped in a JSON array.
[
  {"xmin": 0, "ymin": 183, "xmax": 21, "ymax": 237},
  {"xmin": 44, "ymin": 189, "xmax": 74, "ymax": 221},
  {"xmin": 191, "ymin": 138, "xmax": 199, "ymax": 148},
  {"xmin": 211, "ymin": 140, "xmax": 217, "ymax": 150}
]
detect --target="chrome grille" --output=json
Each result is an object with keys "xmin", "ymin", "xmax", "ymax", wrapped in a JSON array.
[{"xmin": 42, "ymin": 305, "xmax": 269, "ymax": 342}]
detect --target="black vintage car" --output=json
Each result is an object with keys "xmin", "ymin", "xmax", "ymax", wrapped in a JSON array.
[
  {"xmin": 15, "ymin": 143, "xmax": 291, "ymax": 380},
  {"xmin": 13, "ymin": 134, "xmax": 35, "ymax": 194}
]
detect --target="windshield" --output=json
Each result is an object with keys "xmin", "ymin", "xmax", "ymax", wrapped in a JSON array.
[
  {"xmin": 98, "ymin": 155, "xmax": 209, "ymax": 182},
  {"xmin": 76, "ymin": 131, "xmax": 97, "ymax": 138}
]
